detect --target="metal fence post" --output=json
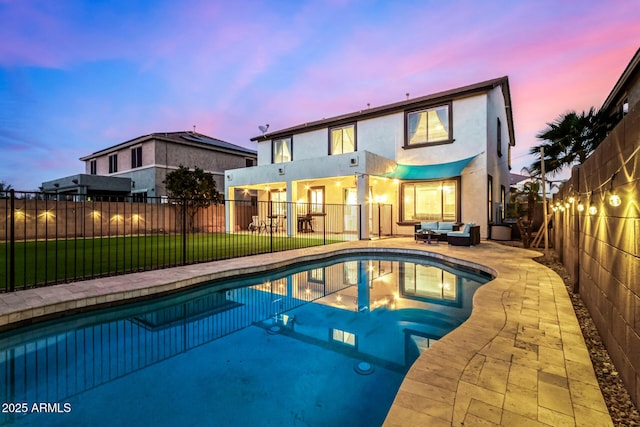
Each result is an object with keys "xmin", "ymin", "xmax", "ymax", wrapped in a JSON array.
[
  {"xmin": 269, "ymin": 200, "xmax": 273, "ymax": 253},
  {"xmin": 9, "ymin": 189, "xmax": 15, "ymax": 292},
  {"xmin": 182, "ymin": 198, "xmax": 187, "ymax": 265}
]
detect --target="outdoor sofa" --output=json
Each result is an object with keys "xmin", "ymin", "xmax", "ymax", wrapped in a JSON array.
[
  {"xmin": 447, "ymin": 223, "xmax": 481, "ymax": 246},
  {"xmin": 414, "ymin": 221, "xmax": 458, "ymax": 242}
]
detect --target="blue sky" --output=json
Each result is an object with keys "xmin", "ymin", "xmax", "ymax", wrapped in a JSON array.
[{"xmin": 1, "ymin": 0, "xmax": 639, "ymax": 190}]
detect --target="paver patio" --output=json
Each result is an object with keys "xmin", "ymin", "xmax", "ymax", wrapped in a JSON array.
[{"xmin": 0, "ymin": 238, "xmax": 613, "ymax": 426}]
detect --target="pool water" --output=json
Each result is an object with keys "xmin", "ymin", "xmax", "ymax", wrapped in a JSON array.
[{"xmin": 0, "ymin": 254, "xmax": 490, "ymax": 426}]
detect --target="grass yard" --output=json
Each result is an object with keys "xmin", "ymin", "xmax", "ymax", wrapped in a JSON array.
[{"xmin": 1, "ymin": 233, "xmax": 342, "ymax": 290}]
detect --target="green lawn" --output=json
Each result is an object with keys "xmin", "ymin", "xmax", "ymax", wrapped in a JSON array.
[{"xmin": 1, "ymin": 233, "xmax": 342, "ymax": 290}]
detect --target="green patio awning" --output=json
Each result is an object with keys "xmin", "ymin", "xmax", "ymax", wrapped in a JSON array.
[{"xmin": 383, "ymin": 155, "xmax": 478, "ymax": 180}]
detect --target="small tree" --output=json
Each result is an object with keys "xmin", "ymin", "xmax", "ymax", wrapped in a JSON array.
[
  {"xmin": 510, "ymin": 181, "xmax": 541, "ymax": 248},
  {"xmin": 164, "ymin": 166, "xmax": 221, "ymax": 231}
]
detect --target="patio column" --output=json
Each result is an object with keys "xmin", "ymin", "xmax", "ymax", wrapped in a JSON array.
[
  {"xmin": 357, "ymin": 260, "xmax": 370, "ymax": 311},
  {"xmin": 225, "ymin": 186, "xmax": 234, "ymax": 234},
  {"xmin": 357, "ymin": 174, "xmax": 369, "ymax": 239},
  {"xmin": 286, "ymin": 180, "xmax": 297, "ymax": 237}
]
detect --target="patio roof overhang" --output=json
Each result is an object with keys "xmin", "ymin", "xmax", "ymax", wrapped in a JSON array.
[{"xmin": 381, "ymin": 155, "xmax": 478, "ymax": 180}]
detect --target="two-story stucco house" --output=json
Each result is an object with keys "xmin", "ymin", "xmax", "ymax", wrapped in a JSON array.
[
  {"xmin": 224, "ymin": 76, "xmax": 515, "ymax": 239},
  {"xmin": 43, "ymin": 131, "xmax": 257, "ymax": 200}
]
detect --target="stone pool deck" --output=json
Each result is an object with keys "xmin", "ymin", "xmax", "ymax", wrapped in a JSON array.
[{"xmin": 0, "ymin": 238, "xmax": 613, "ymax": 426}]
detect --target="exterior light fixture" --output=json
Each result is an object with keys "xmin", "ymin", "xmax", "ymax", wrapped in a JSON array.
[
  {"xmin": 568, "ymin": 196, "xmax": 575, "ymax": 203},
  {"xmin": 609, "ymin": 193, "xmax": 622, "ymax": 207},
  {"xmin": 577, "ymin": 201, "xmax": 584, "ymax": 212},
  {"xmin": 608, "ymin": 173, "xmax": 621, "ymax": 207},
  {"xmin": 552, "ymin": 206, "xmax": 558, "ymax": 212},
  {"xmin": 564, "ymin": 202, "xmax": 570, "ymax": 209},
  {"xmin": 559, "ymin": 205, "xmax": 565, "ymax": 212},
  {"xmin": 588, "ymin": 204, "xmax": 597, "ymax": 215}
]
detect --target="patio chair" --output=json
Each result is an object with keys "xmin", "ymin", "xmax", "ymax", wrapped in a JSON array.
[
  {"xmin": 266, "ymin": 215, "xmax": 284, "ymax": 233},
  {"xmin": 447, "ymin": 223, "xmax": 480, "ymax": 246},
  {"xmin": 248, "ymin": 216, "xmax": 266, "ymax": 233}
]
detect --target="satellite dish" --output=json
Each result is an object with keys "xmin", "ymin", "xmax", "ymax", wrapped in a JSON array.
[{"xmin": 258, "ymin": 124, "xmax": 269, "ymax": 135}]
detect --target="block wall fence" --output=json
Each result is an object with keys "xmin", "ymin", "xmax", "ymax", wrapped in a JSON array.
[
  {"xmin": 0, "ymin": 200, "xmax": 228, "ymax": 241},
  {"xmin": 553, "ymin": 104, "xmax": 640, "ymax": 407}
]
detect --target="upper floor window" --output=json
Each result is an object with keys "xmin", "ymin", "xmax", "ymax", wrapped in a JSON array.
[
  {"xmin": 90, "ymin": 159, "xmax": 97, "ymax": 175},
  {"xmin": 131, "ymin": 146, "xmax": 142, "ymax": 169},
  {"xmin": 273, "ymin": 137, "xmax": 292, "ymax": 163},
  {"xmin": 497, "ymin": 118, "xmax": 502, "ymax": 157},
  {"xmin": 622, "ymin": 98, "xmax": 629, "ymax": 115},
  {"xmin": 245, "ymin": 158, "xmax": 255, "ymax": 167},
  {"xmin": 405, "ymin": 103, "xmax": 452, "ymax": 147},
  {"xmin": 109, "ymin": 154, "xmax": 118, "ymax": 173},
  {"xmin": 329, "ymin": 124, "xmax": 355, "ymax": 155}
]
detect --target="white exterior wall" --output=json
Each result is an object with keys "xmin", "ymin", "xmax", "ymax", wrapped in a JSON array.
[
  {"xmin": 292, "ymin": 129, "xmax": 329, "ymax": 160},
  {"xmin": 256, "ymin": 140, "xmax": 272, "ymax": 166},
  {"xmin": 486, "ymin": 87, "xmax": 512, "ymax": 226},
  {"xmin": 228, "ymin": 84, "xmax": 512, "ymax": 240},
  {"xmin": 357, "ymin": 113, "xmax": 403, "ymax": 160}
]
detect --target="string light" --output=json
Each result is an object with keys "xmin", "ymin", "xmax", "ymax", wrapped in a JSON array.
[
  {"xmin": 577, "ymin": 200, "xmax": 584, "ymax": 212},
  {"xmin": 609, "ymin": 193, "xmax": 621, "ymax": 207}
]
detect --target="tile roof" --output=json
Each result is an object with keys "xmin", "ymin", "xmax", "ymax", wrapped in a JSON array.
[
  {"xmin": 252, "ymin": 76, "xmax": 513, "ymax": 145},
  {"xmin": 80, "ymin": 131, "xmax": 256, "ymax": 160}
]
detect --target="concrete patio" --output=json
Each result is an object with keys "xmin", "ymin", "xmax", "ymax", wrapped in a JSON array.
[{"xmin": 0, "ymin": 238, "xmax": 613, "ymax": 426}]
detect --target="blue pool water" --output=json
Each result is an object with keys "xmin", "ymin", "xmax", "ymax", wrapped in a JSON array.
[{"xmin": 0, "ymin": 254, "xmax": 490, "ymax": 426}]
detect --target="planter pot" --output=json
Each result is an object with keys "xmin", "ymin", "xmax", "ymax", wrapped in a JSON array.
[{"xmin": 491, "ymin": 225, "xmax": 512, "ymax": 241}]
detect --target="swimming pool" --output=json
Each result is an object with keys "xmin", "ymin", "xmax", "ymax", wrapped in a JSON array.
[{"xmin": 0, "ymin": 254, "xmax": 491, "ymax": 426}]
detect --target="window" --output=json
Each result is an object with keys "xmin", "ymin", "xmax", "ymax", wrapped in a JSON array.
[
  {"xmin": 622, "ymin": 98, "xmax": 629, "ymax": 115},
  {"xmin": 405, "ymin": 103, "xmax": 452, "ymax": 147},
  {"xmin": 272, "ymin": 137, "xmax": 292, "ymax": 163},
  {"xmin": 329, "ymin": 124, "xmax": 356, "ymax": 154},
  {"xmin": 90, "ymin": 160, "xmax": 97, "ymax": 175},
  {"xmin": 270, "ymin": 190, "xmax": 287, "ymax": 216},
  {"xmin": 401, "ymin": 179, "xmax": 457, "ymax": 222},
  {"xmin": 309, "ymin": 186, "xmax": 324, "ymax": 213},
  {"xmin": 131, "ymin": 146, "xmax": 142, "ymax": 168},
  {"xmin": 400, "ymin": 262, "xmax": 459, "ymax": 305},
  {"xmin": 109, "ymin": 154, "xmax": 118, "ymax": 173},
  {"xmin": 488, "ymin": 175, "xmax": 493, "ymax": 224},
  {"xmin": 308, "ymin": 268, "xmax": 325, "ymax": 284},
  {"xmin": 245, "ymin": 158, "xmax": 255, "ymax": 167},
  {"xmin": 497, "ymin": 118, "xmax": 502, "ymax": 157},
  {"xmin": 331, "ymin": 328, "xmax": 356, "ymax": 347}
]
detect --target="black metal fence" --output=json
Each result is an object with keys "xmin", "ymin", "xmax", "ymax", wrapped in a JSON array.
[
  {"xmin": 0, "ymin": 274, "xmax": 351, "ymax": 425},
  {"xmin": 1, "ymin": 190, "xmax": 359, "ymax": 291}
]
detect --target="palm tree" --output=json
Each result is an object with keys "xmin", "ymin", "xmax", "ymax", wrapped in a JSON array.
[{"xmin": 528, "ymin": 107, "xmax": 610, "ymax": 177}]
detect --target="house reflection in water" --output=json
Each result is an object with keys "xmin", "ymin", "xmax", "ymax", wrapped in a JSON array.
[{"xmin": 0, "ymin": 256, "xmax": 489, "ymax": 420}]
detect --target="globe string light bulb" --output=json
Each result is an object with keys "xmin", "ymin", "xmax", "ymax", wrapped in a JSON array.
[{"xmin": 609, "ymin": 193, "xmax": 621, "ymax": 207}]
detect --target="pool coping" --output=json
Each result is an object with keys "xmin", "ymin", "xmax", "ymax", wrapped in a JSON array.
[{"xmin": 0, "ymin": 239, "xmax": 613, "ymax": 426}]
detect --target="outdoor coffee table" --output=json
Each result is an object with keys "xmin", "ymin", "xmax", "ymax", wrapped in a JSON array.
[{"xmin": 414, "ymin": 230, "xmax": 441, "ymax": 244}]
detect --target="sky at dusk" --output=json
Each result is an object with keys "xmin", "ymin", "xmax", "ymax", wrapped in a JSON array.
[{"xmin": 1, "ymin": 0, "xmax": 639, "ymax": 190}]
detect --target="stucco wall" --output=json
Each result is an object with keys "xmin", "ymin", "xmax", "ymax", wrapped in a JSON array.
[
  {"xmin": 553, "ymin": 104, "xmax": 640, "ymax": 406},
  {"xmin": 229, "ymin": 86, "xmax": 512, "ymax": 239}
]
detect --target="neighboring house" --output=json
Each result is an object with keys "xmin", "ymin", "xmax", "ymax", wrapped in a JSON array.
[
  {"xmin": 225, "ymin": 76, "xmax": 515, "ymax": 239},
  {"xmin": 600, "ymin": 47, "xmax": 640, "ymax": 124},
  {"xmin": 42, "ymin": 131, "xmax": 257, "ymax": 200}
]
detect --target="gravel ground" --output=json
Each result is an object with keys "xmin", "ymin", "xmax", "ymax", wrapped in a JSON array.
[{"xmin": 493, "ymin": 239, "xmax": 640, "ymax": 425}]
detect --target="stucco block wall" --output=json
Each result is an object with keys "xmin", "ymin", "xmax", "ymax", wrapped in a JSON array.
[{"xmin": 553, "ymin": 104, "xmax": 640, "ymax": 407}]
